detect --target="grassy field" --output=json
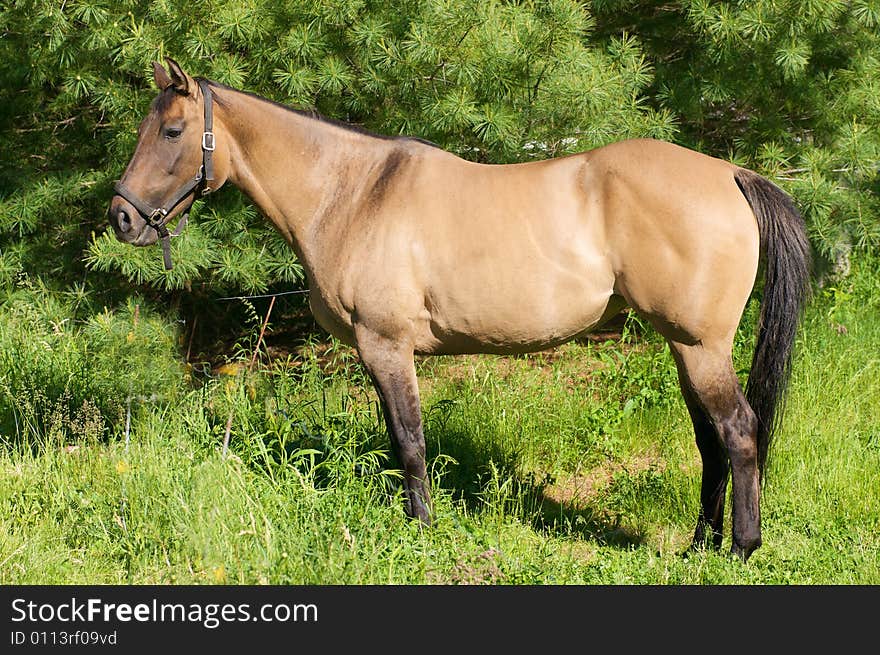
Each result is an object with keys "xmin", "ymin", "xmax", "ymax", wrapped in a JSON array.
[{"xmin": 1, "ymin": 257, "xmax": 878, "ymax": 585}]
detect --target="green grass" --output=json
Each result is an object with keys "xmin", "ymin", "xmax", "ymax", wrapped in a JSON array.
[{"xmin": 1, "ymin": 257, "xmax": 879, "ymax": 584}]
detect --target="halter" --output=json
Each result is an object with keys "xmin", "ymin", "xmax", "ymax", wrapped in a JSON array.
[{"xmin": 113, "ymin": 79, "xmax": 216, "ymax": 270}]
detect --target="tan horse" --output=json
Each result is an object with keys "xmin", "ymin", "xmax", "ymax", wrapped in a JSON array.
[{"xmin": 109, "ymin": 59, "xmax": 811, "ymax": 561}]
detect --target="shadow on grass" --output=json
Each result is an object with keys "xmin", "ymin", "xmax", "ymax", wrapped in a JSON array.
[
  {"xmin": 424, "ymin": 409, "xmax": 645, "ymax": 550},
  {"xmin": 533, "ymin": 494, "xmax": 645, "ymax": 550}
]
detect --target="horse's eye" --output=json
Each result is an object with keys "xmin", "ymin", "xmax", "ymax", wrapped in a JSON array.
[{"xmin": 165, "ymin": 127, "xmax": 183, "ymax": 139}]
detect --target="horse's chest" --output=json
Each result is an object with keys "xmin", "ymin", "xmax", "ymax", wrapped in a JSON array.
[{"xmin": 308, "ymin": 291, "xmax": 356, "ymax": 346}]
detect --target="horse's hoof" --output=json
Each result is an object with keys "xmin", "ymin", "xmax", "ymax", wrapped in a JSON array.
[
  {"xmin": 680, "ymin": 546, "xmax": 698, "ymax": 559},
  {"xmin": 404, "ymin": 495, "xmax": 433, "ymax": 526},
  {"xmin": 730, "ymin": 539, "xmax": 760, "ymax": 562}
]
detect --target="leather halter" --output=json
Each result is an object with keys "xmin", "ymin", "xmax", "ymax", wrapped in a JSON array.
[{"xmin": 113, "ymin": 79, "xmax": 216, "ymax": 270}]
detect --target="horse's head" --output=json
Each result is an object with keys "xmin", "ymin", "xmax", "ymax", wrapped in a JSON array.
[{"xmin": 108, "ymin": 59, "xmax": 228, "ymax": 262}]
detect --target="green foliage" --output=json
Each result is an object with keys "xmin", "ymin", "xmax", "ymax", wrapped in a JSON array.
[
  {"xmin": 2, "ymin": 1, "xmax": 879, "ymax": 586},
  {"xmin": 3, "ymin": 0, "xmax": 674, "ymax": 294},
  {"xmin": 0, "ymin": 280, "xmax": 183, "ymax": 447},
  {"xmin": 591, "ymin": 0, "xmax": 880, "ymax": 263},
  {"xmin": 3, "ymin": 0, "xmax": 878, "ymax": 293}
]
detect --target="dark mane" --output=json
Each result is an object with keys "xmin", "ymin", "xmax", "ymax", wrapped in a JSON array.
[{"xmin": 197, "ymin": 78, "xmax": 439, "ymax": 149}]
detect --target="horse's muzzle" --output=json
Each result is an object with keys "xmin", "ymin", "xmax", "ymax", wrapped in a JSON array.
[{"xmin": 108, "ymin": 196, "xmax": 155, "ymax": 245}]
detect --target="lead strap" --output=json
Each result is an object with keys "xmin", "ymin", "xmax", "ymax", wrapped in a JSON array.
[{"xmin": 159, "ymin": 212, "xmax": 189, "ymax": 271}]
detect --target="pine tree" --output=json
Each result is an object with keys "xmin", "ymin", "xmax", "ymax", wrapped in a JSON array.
[
  {"xmin": 591, "ymin": 0, "xmax": 880, "ymax": 273},
  {"xmin": 2, "ymin": 0, "xmax": 675, "ymax": 296},
  {"xmin": 1, "ymin": 0, "xmax": 877, "ymax": 299}
]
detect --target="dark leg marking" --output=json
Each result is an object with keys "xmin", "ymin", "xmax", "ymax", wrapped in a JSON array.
[
  {"xmin": 672, "ymin": 343, "xmax": 762, "ymax": 561},
  {"xmin": 681, "ymin": 381, "xmax": 729, "ymax": 551},
  {"xmin": 357, "ymin": 332, "xmax": 432, "ymax": 523}
]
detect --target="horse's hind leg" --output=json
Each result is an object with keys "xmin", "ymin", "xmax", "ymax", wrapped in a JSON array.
[
  {"xmin": 674, "ymin": 374, "xmax": 729, "ymax": 550},
  {"xmin": 354, "ymin": 327, "xmax": 432, "ymax": 524},
  {"xmin": 670, "ymin": 341, "xmax": 761, "ymax": 560}
]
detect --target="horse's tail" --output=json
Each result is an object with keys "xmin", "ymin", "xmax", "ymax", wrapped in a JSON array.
[{"xmin": 734, "ymin": 169, "xmax": 812, "ymax": 480}]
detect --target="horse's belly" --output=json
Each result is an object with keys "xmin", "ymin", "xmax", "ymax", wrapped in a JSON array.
[
  {"xmin": 410, "ymin": 211, "xmax": 615, "ymax": 354},
  {"xmin": 415, "ymin": 266, "xmax": 616, "ymax": 355}
]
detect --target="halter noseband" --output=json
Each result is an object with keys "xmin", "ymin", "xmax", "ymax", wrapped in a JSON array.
[{"xmin": 113, "ymin": 79, "xmax": 216, "ymax": 270}]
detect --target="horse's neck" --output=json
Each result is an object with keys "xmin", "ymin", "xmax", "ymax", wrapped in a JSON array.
[{"xmin": 217, "ymin": 88, "xmax": 383, "ymax": 270}]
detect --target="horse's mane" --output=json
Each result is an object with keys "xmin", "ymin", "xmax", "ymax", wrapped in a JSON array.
[{"xmin": 197, "ymin": 78, "xmax": 439, "ymax": 149}]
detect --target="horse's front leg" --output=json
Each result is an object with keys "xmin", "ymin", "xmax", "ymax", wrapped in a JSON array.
[{"xmin": 354, "ymin": 325, "xmax": 432, "ymax": 523}]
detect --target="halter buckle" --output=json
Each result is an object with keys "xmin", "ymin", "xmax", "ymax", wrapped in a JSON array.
[
  {"xmin": 148, "ymin": 208, "xmax": 168, "ymax": 225},
  {"xmin": 202, "ymin": 131, "xmax": 216, "ymax": 151}
]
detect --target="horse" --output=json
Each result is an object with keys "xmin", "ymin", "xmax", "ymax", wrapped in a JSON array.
[{"xmin": 108, "ymin": 59, "xmax": 811, "ymax": 561}]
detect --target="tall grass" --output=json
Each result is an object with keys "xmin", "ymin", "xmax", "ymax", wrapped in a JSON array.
[
  {"xmin": 0, "ymin": 258, "xmax": 878, "ymax": 584},
  {"xmin": 0, "ymin": 280, "xmax": 183, "ymax": 450}
]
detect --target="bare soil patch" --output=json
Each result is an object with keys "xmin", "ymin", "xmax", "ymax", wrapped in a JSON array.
[{"xmin": 542, "ymin": 451, "xmax": 667, "ymax": 509}]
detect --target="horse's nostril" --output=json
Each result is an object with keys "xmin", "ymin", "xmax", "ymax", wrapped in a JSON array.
[{"xmin": 117, "ymin": 210, "xmax": 132, "ymax": 233}]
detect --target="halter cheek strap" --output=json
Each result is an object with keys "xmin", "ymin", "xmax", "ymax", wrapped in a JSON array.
[{"xmin": 113, "ymin": 79, "xmax": 216, "ymax": 270}]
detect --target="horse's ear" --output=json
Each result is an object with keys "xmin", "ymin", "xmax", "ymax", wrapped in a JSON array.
[
  {"xmin": 152, "ymin": 61, "xmax": 172, "ymax": 91},
  {"xmin": 164, "ymin": 57, "xmax": 192, "ymax": 95}
]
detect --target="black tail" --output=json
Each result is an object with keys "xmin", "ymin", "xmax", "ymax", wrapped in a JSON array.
[{"xmin": 734, "ymin": 170, "xmax": 812, "ymax": 480}]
